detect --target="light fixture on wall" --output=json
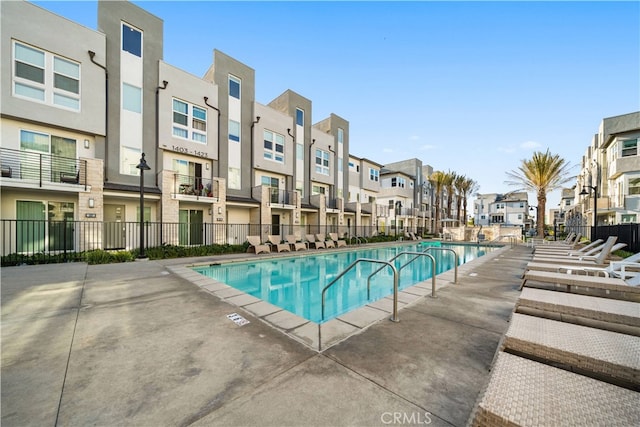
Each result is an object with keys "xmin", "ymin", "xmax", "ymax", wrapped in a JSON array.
[
  {"xmin": 88, "ymin": 198, "xmax": 95, "ymax": 208},
  {"xmin": 217, "ymin": 206, "xmax": 222, "ymax": 215},
  {"xmin": 206, "ymin": 163, "xmax": 210, "ymax": 170},
  {"xmin": 208, "ymin": 208, "xmax": 212, "ymax": 215},
  {"xmin": 84, "ymin": 139, "xmax": 90, "ymax": 149}
]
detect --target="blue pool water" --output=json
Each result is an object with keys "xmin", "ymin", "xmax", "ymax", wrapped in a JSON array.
[{"xmin": 193, "ymin": 242, "xmax": 496, "ymax": 323}]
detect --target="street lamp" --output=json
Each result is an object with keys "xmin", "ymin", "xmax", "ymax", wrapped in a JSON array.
[
  {"xmin": 136, "ymin": 153, "xmax": 151, "ymax": 259},
  {"xmin": 528, "ymin": 205, "xmax": 537, "ymax": 236},
  {"xmin": 579, "ymin": 184, "xmax": 597, "ymax": 241}
]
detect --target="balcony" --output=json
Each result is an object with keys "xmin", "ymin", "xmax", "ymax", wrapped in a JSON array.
[
  {"xmin": 252, "ymin": 185, "xmax": 297, "ymax": 208},
  {"xmin": 608, "ymin": 155, "xmax": 640, "ymax": 179},
  {"xmin": 174, "ymin": 174, "xmax": 219, "ymax": 201},
  {"xmin": 0, "ymin": 147, "xmax": 87, "ymax": 191}
]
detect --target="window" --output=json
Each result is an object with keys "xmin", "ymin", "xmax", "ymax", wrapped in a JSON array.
[
  {"xmin": 229, "ymin": 120, "xmax": 240, "ymax": 142},
  {"xmin": 172, "ymin": 99, "xmax": 207, "ymax": 143},
  {"xmin": 296, "ymin": 108, "xmax": 304, "ymax": 126},
  {"xmin": 315, "ymin": 149, "xmax": 329, "ymax": 175},
  {"xmin": 261, "ymin": 176, "xmax": 279, "ymax": 188},
  {"xmin": 120, "ymin": 146, "xmax": 141, "ymax": 175},
  {"xmin": 122, "ymin": 23, "xmax": 142, "ymax": 57},
  {"xmin": 263, "ymin": 130, "xmax": 284, "ymax": 162},
  {"xmin": 296, "ymin": 143, "xmax": 304, "ymax": 160},
  {"xmin": 20, "ymin": 130, "xmax": 77, "ymax": 181},
  {"xmin": 338, "ymin": 128, "xmax": 344, "ymax": 144},
  {"xmin": 122, "ymin": 83, "xmax": 141, "ymax": 113},
  {"xmin": 391, "ymin": 177, "xmax": 406, "ymax": 188},
  {"xmin": 312, "ymin": 185, "xmax": 326, "ymax": 195},
  {"xmin": 621, "ymin": 214, "xmax": 637, "ymax": 223},
  {"xmin": 369, "ymin": 168, "xmax": 379, "ymax": 182},
  {"xmin": 629, "ymin": 178, "xmax": 640, "ymax": 195},
  {"xmin": 13, "ymin": 41, "xmax": 80, "ymax": 110},
  {"xmin": 229, "ymin": 75, "xmax": 240, "ymax": 99},
  {"xmin": 622, "ymin": 139, "xmax": 638, "ymax": 157}
]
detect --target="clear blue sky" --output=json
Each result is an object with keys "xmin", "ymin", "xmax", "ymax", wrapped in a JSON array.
[{"xmin": 33, "ymin": 0, "xmax": 640, "ymax": 211}]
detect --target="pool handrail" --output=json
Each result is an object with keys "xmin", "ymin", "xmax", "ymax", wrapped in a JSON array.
[
  {"xmin": 367, "ymin": 251, "xmax": 438, "ymax": 299},
  {"xmin": 422, "ymin": 247, "xmax": 459, "ymax": 284},
  {"xmin": 321, "ymin": 258, "xmax": 399, "ymax": 322}
]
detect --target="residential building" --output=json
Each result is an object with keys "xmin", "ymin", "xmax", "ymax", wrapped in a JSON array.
[{"xmin": 473, "ymin": 192, "xmax": 530, "ymax": 228}]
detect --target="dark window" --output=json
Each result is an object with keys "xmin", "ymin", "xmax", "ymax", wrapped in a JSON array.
[{"xmin": 122, "ymin": 24, "xmax": 142, "ymax": 57}]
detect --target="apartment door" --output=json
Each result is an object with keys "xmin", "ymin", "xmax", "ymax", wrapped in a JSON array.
[
  {"xmin": 179, "ymin": 209, "xmax": 203, "ymax": 245},
  {"xmin": 271, "ymin": 214, "xmax": 280, "ymax": 236},
  {"xmin": 104, "ymin": 204, "xmax": 125, "ymax": 249}
]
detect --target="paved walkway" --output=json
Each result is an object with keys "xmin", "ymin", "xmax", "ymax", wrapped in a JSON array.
[{"xmin": 1, "ymin": 244, "xmax": 531, "ymax": 426}]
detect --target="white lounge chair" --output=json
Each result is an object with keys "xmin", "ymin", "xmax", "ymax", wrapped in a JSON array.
[
  {"xmin": 329, "ymin": 233, "xmax": 346, "ymax": 248},
  {"xmin": 286, "ymin": 234, "xmax": 307, "ymax": 251},
  {"xmin": 267, "ymin": 235, "xmax": 290, "ymax": 253},
  {"xmin": 317, "ymin": 233, "xmax": 334, "ymax": 248},
  {"xmin": 306, "ymin": 234, "xmax": 325, "ymax": 249}
]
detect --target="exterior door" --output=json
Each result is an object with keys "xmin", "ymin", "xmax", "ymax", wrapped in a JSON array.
[
  {"xmin": 104, "ymin": 204, "xmax": 125, "ymax": 249},
  {"xmin": 271, "ymin": 214, "xmax": 280, "ymax": 236}
]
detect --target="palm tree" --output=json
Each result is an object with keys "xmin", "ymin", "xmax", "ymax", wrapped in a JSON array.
[
  {"xmin": 457, "ymin": 176, "xmax": 479, "ymax": 225},
  {"xmin": 428, "ymin": 171, "xmax": 448, "ymax": 234},
  {"xmin": 454, "ymin": 174, "xmax": 466, "ymax": 223},
  {"xmin": 505, "ymin": 149, "xmax": 574, "ymax": 237},
  {"xmin": 443, "ymin": 170, "xmax": 456, "ymax": 221}
]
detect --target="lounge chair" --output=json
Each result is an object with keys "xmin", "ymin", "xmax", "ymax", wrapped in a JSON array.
[
  {"xmin": 318, "ymin": 233, "xmax": 335, "ymax": 248},
  {"xmin": 521, "ymin": 269, "xmax": 640, "ymax": 301},
  {"xmin": 556, "ymin": 253, "xmax": 640, "ymax": 279},
  {"xmin": 534, "ymin": 237, "xmax": 601, "ymax": 256},
  {"xmin": 532, "ymin": 236, "xmax": 621, "ymax": 264},
  {"xmin": 329, "ymin": 233, "xmax": 347, "ymax": 248},
  {"xmin": 286, "ymin": 234, "xmax": 307, "ymax": 251},
  {"xmin": 306, "ymin": 234, "xmax": 325, "ymax": 249},
  {"xmin": 267, "ymin": 235, "xmax": 290, "ymax": 253},
  {"xmin": 246, "ymin": 235, "xmax": 271, "ymax": 255}
]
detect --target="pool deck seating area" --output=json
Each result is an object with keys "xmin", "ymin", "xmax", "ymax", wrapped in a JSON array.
[
  {"xmin": 3, "ymin": 240, "xmax": 639, "ymax": 426},
  {"xmin": 470, "ymin": 240, "xmax": 640, "ymax": 426}
]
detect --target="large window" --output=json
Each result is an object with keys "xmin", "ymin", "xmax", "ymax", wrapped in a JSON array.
[
  {"xmin": 229, "ymin": 120, "xmax": 240, "ymax": 142},
  {"xmin": 315, "ymin": 149, "xmax": 329, "ymax": 175},
  {"xmin": 122, "ymin": 23, "xmax": 142, "ymax": 57},
  {"xmin": 229, "ymin": 75, "xmax": 240, "ymax": 99},
  {"xmin": 338, "ymin": 128, "xmax": 344, "ymax": 144},
  {"xmin": 120, "ymin": 146, "xmax": 141, "ymax": 176},
  {"xmin": 17, "ymin": 200, "xmax": 75, "ymax": 253},
  {"xmin": 263, "ymin": 130, "xmax": 284, "ymax": 162},
  {"xmin": 369, "ymin": 168, "xmax": 379, "ymax": 182},
  {"xmin": 622, "ymin": 139, "xmax": 638, "ymax": 157},
  {"xmin": 122, "ymin": 83, "xmax": 141, "ymax": 113},
  {"xmin": 20, "ymin": 130, "xmax": 76, "ymax": 181},
  {"xmin": 13, "ymin": 41, "xmax": 80, "ymax": 110},
  {"xmin": 629, "ymin": 178, "xmax": 640, "ymax": 195},
  {"xmin": 172, "ymin": 99, "xmax": 207, "ymax": 143}
]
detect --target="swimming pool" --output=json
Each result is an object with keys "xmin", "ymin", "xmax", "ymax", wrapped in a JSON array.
[{"xmin": 192, "ymin": 242, "xmax": 496, "ymax": 323}]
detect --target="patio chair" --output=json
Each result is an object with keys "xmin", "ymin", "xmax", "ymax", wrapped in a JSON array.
[
  {"xmin": 267, "ymin": 235, "xmax": 290, "ymax": 253},
  {"xmin": 286, "ymin": 234, "xmax": 307, "ymax": 251},
  {"xmin": 329, "ymin": 233, "xmax": 347, "ymax": 248},
  {"xmin": 532, "ymin": 236, "xmax": 620, "ymax": 264},
  {"xmin": 305, "ymin": 234, "xmax": 325, "ymax": 249},
  {"xmin": 318, "ymin": 233, "xmax": 335, "ymax": 248},
  {"xmin": 246, "ymin": 235, "xmax": 271, "ymax": 255}
]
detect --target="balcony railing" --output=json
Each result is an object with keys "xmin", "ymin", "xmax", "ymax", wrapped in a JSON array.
[
  {"xmin": 0, "ymin": 147, "xmax": 87, "ymax": 189},
  {"xmin": 174, "ymin": 174, "xmax": 219, "ymax": 199}
]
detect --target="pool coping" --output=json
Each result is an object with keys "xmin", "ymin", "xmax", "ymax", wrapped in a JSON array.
[{"xmin": 167, "ymin": 241, "xmax": 510, "ymax": 352}]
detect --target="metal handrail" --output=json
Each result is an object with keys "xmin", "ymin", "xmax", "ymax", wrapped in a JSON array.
[
  {"xmin": 366, "ymin": 251, "xmax": 437, "ymax": 298},
  {"xmin": 423, "ymin": 247, "xmax": 459, "ymax": 284},
  {"xmin": 321, "ymin": 258, "xmax": 399, "ymax": 322}
]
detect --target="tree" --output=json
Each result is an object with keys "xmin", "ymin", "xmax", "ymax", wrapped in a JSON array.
[
  {"xmin": 456, "ymin": 176, "xmax": 479, "ymax": 225},
  {"xmin": 505, "ymin": 149, "xmax": 574, "ymax": 237},
  {"xmin": 428, "ymin": 171, "xmax": 448, "ymax": 234},
  {"xmin": 443, "ymin": 170, "xmax": 456, "ymax": 221}
]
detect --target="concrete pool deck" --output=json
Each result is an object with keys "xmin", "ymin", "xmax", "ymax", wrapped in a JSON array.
[{"xmin": 2, "ymin": 243, "xmax": 529, "ymax": 426}]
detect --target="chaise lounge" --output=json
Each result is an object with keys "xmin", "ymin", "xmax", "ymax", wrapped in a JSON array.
[{"xmin": 246, "ymin": 235, "xmax": 271, "ymax": 255}]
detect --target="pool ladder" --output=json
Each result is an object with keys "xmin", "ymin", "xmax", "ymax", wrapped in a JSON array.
[{"xmin": 320, "ymin": 248, "xmax": 459, "ymax": 322}]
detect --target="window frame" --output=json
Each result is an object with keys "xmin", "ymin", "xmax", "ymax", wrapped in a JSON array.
[
  {"xmin": 229, "ymin": 119, "xmax": 240, "ymax": 142},
  {"xmin": 369, "ymin": 168, "xmax": 379, "ymax": 182},
  {"xmin": 172, "ymin": 98, "xmax": 207, "ymax": 144},
  {"xmin": 229, "ymin": 75, "xmax": 241, "ymax": 99},
  {"xmin": 621, "ymin": 139, "xmax": 638, "ymax": 158},
  {"xmin": 315, "ymin": 149, "xmax": 330, "ymax": 175},
  {"xmin": 122, "ymin": 22, "xmax": 142, "ymax": 57},
  {"xmin": 12, "ymin": 41, "xmax": 81, "ymax": 111},
  {"xmin": 263, "ymin": 130, "xmax": 285, "ymax": 163}
]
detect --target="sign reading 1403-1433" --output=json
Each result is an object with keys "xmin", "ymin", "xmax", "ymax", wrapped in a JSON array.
[{"xmin": 168, "ymin": 145, "xmax": 209, "ymax": 158}]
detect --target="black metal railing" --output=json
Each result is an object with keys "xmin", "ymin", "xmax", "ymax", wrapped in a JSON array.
[
  {"xmin": 174, "ymin": 174, "xmax": 219, "ymax": 198},
  {"xmin": 0, "ymin": 147, "xmax": 87, "ymax": 189},
  {"xmin": 1, "ymin": 219, "xmax": 389, "ymax": 265}
]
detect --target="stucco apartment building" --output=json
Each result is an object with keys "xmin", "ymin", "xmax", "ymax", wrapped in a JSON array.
[
  {"xmin": 572, "ymin": 111, "xmax": 640, "ymax": 228},
  {"xmin": 1, "ymin": 0, "xmax": 440, "ymax": 255}
]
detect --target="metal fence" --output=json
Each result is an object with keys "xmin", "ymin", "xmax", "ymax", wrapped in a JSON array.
[
  {"xmin": 568, "ymin": 223, "xmax": 640, "ymax": 253},
  {"xmin": 1, "ymin": 219, "xmax": 388, "ymax": 265}
]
